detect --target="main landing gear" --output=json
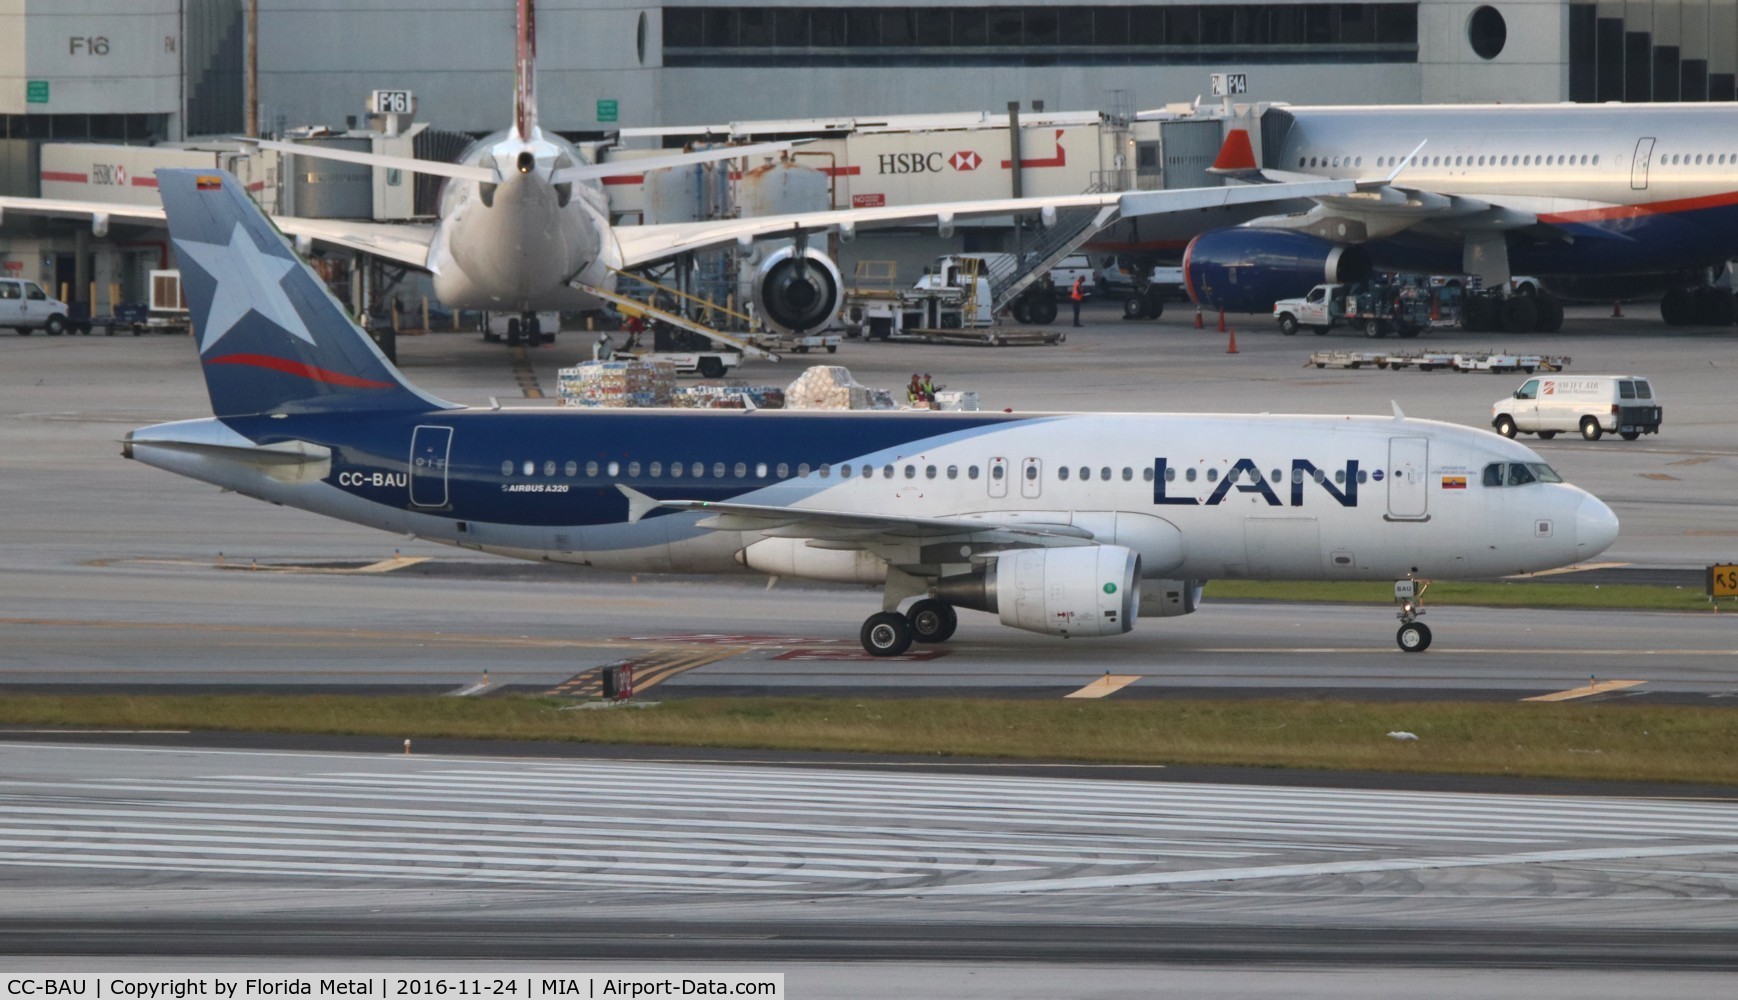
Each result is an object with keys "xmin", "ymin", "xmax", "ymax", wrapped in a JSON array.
[
  {"xmin": 1394, "ymin": 576, "xmax": 1432, "ymax": 653},
  {"xmin": 860, "ymin": 597, "xmax": 960, "ymax": 656},
  {"xmin": 505, "ymin": 313, "xmax": 548, "ymax": 347}
]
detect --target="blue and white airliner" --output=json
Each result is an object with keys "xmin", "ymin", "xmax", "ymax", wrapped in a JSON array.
[{"xmin": 126, "ymin": 169, "xmax": 1620, "ymax": 656}]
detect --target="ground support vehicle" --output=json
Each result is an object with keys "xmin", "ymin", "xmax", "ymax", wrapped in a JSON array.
[
  {"xmin": 1275, "ymin": 280, "xmax": 1435, "ymax": 338},
  {"xmin": 1492, "ymin": 374, "xmax": 1661, "ymax": 441},
  {"xmin": 0, "ymin": 277, "xmax": 72, "ymax": 335},
  {"xmin": 1308, "ymin": 350, "xmax": 1572, "ymax": 372},
  {"xmin": 749, "ymin": 332, "xmax": 840, "ymax": 355}
]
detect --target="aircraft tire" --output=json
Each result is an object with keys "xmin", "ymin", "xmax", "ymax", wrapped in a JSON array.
[
  {"xmin": 1660, "ymin": 287, "xmax": 1692, "ymax": 326},
  {"xmin": 1500, "ymin": 296, "xmax": 1538, "ymax": 334},
  {"xmin": 527, "ymin": 315, "xmax": 542, "ymax": 345},
  {"xmin": 1143, "ymin": 292, "xmax": 1165, "ymax": 320},
  {"xmin": 1536, "ymin": 295, "xmax": 1565, "ymax": 332},
  {"xmin": 1012, "ymin": 299, "xmax": 1031, "ymax": 325},
  {"xmin": 906, "ymin": 599, "xmax": 958, "ymax": 644},
  {"xmin": 1396, "ymin": 621, "xmax": 1432, "ymax": 653},
  {"xmin": 1494, "ymin": 415, "xmax": 1517, "ymax": 439},
  {"xmin": 861, "ymin": 612, "xmax": 913, "ymax": 657},
  {"xmin": 506, "ymin": 317, "xmax": 521, "ymax": 346},
  {"xmin": 1123, "ymin": 295, "xmax": 1148, "ymax": 321}
]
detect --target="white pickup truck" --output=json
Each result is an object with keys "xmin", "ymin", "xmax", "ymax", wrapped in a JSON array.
[{"xmin": 1273, "ymin": 284, "xmax": 1350, "ymax": 335}]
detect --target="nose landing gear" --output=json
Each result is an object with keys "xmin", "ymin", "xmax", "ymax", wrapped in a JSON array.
[{"xmin": 1394, "ymin": 577, "xmax": 1432, "ymax": 652}]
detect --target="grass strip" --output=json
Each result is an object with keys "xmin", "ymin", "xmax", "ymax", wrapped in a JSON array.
[
  {"xmin": 1207, "ymin": 579, "xmax": 1724, "ymax": 612},
  {"xmin": 4, "ymin": 694, "xmax": 1737, "ymax": 786}
]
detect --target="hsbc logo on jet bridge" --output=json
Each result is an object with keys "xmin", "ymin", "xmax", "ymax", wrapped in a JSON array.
[{"xmin": 1152, "ymin": 458, "xmax": 1362, "ymax": 507}]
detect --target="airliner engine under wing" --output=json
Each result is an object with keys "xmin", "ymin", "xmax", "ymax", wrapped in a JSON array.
[{"xmin": 127, "ymin": 170, "xmax": 1620, "ymax": 656}]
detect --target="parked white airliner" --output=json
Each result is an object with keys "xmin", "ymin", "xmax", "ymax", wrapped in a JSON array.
[{"xmin": 127, "ymin": 169, "xmax": 1620, "ymax": 657}]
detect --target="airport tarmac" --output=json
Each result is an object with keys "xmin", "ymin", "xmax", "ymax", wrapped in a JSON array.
[
  {"xmin": 1, "ymin": 304, "xmax": 1734, "ymax": 699},
  {"xmin": 0, "ymin": 739, "xmax": 1735, "ymax": 993}
]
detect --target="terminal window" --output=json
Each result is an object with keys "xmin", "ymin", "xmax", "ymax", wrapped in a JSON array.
[{"xmin": 664, "ymin": 5, "xmax": 1420, "ymax": 66}]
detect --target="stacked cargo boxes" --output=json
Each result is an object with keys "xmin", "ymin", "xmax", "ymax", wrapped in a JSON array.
[{"xmin": 557, "ymin": 360, "xmax": 676, "ymax": 407}]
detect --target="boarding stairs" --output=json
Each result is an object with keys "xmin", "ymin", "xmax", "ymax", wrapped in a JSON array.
[{"xmin": 986, "ymin": 204, "xmax": 1120, "ymax": 313}]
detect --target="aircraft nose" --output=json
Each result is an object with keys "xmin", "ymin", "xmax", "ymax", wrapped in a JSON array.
[{"xmin": 1575, "ymin": 494, "xmax": 1620, "ymax": 556}]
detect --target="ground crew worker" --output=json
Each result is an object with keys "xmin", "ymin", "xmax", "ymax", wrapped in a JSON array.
[
  {"xmin": 921, "ymin": 373, "xmax": 937, "ymax": 402},
  {"xmin": 908, "ymin": 373, "xmax": 925, "ymax": 406},
  {"xmin": 1070, "ymin": 276, "xmax": 1085, "ymax": 327}
]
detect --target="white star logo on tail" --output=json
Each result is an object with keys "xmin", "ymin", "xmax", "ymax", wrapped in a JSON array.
[{"xmin": 176, "ymin": 223, "xmax": 310, "ymax": 353}]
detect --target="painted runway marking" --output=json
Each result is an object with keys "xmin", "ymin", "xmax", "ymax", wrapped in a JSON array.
[
  {"xmin": 547, "ymin": 646, "xmax": 749, "ymax": 697},
  {"xmin": 1065, "ymin": 674, "xmax": 1142, "ymax": 698},
  {"xmin": 3, "ymin": 749, "xmax": 1735, "ymax": 896},
  {"xmin": 1523, "ymin": 679, "xmax": 1647, "ymax": 702}
]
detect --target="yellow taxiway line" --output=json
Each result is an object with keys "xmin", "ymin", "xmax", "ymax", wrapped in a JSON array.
[
  {"xmin": 1064, "ymin": 674, "xmax": 1143, "ymax": 699},
  {"xmin": 1522, "ymin": 679, "xmax": 1647, "ymax": 702}
]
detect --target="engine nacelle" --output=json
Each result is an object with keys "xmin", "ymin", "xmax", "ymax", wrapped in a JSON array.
[
  {"xmin": 753, "ymin": 246, "xmax": 843, "ymax": 335},
  {"xmin": 1183, "ymin": 228, "xmax": 1372, "ymax": 314},
  {"xmin": 933, "ymin": 545, "xmax": 1139, "ymax": 638},
  {"xmin": 1138, "ymin": 579, "xmax": 1205, "ymax": 618}
]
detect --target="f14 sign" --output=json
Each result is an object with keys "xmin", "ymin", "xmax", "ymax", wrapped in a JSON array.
[{"xmin": 1211, "ymin": 73, "xmax": 1248, "ymax": 96}]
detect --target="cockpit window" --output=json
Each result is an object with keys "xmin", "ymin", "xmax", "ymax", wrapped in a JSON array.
[{"xmin": 1483, "ymin": 462, "xmax": 1562, "ymax": 486}]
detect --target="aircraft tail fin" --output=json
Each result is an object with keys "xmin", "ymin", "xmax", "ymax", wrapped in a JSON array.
[
  {"xmin": 1207, "ymin": 129, "xmax": 1261, "ymax": 177},
  {"xmin": 515, "ymin": 0, "xmax": 539, "ymax": 140},
  {"xmin": 155, "ymin": 169, "xmax": 453, "ymax": 419}
]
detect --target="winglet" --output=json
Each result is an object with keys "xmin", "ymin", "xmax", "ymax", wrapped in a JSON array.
[
  {"xmin": 1391, "ymin": 400, "xmax": 1407, "ymax": 420},
  {"xmin": 615, "ymin": 483, "xmax": 663, "ymax": 523},
  {"xmin": 1210, "ymin": 129, "xmax": 1259, "ymax": 172}
]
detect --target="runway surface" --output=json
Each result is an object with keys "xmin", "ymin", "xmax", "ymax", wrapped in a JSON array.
[{"xmin": 1, "ymin": 740, "xmax": 1735, "ymax": 983}]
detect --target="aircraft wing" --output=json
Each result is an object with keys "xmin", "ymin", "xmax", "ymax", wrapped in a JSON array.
[
  {"xmin": 0, "ymin": 195, "xmax": 165, "ymax": 226},
  {"xmin": 0, "ymin": 195, "xmax": 434, "ymax": 269},
  {"xmin": 271, "ymin": 217, "xmax": 434, "ymax": 270},
  {"xmin": 613, "ymin": 178, "xmax": 1357, "ymax": 268},
  {"xmin": 617, "ymin": 486, "xmax": 1095, "ymax": 550}
]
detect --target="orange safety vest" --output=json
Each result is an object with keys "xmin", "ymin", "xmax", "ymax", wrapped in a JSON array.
[{"xmin": 1070, "ymin": 278, "xmax": 1084, "ymax": 301}]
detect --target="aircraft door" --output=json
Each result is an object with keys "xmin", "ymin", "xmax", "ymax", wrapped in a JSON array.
[
  {"xmin": 988, "ymin": 456, "xmax": 1009, "ymax": 498},
  {"xmin": 1385, "ymin": 437, "xmax": 1429, "ymax": 520},
  {"xmin": 1631, "ymin": 137, "xmax": 1655, "ymax": 191},
  {"xmin": 409, "ymin": 425, "xmax": 453, "ymax": 508},
  {"xmin": 1020, "ymin": 457, "xmax": 1043, "ymax": 499}
]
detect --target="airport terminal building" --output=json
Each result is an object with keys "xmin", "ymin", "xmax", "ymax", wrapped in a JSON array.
[{"xmin": 3, "ymin": 1, "xmax": 1733, "ymax": 144}]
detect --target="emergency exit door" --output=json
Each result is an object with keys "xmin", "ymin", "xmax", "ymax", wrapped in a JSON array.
[
  {"xmin": 409, "ymin": 425, "xmax": 453, "ymax": 508},
  {"xmin": 1386, "ymin": 437, "xmax": 1429, "ymax": 520},
  {"xmin": 1631, "ymin": 137, "xmax": 1655, "ymax": 191}
]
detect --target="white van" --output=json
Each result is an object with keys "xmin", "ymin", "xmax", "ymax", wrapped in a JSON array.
[
  {"xmin": 0, "ymin": 278, "xmax": 71, "ymax": 335},
  {"xmin": 1492, "ymin": 375, "xmax": 1662, "ymax": 441}
]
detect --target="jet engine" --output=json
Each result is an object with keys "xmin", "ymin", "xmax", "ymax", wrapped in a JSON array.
[
  {"xmin": 753, "ymin": 246, "xmax": 843, "ymax": 335},
  {"xmin": 932, "ymin": 545, "xmax": 1140, "ymax": 638},
  {"xmin": 1183, "ymin": 229, "xmax": 1372, "ymax": 314}
]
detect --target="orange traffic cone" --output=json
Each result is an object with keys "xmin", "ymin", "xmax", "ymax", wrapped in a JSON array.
[
  {"xmin": 1193, "ymin": 309, "xmax": 1205, "ymax": 329},
  {"xmin": 1611, "ymin": 300, "xmax": 1624, "ymax": 317},
  {"xmin": 1217, "ymin": 310, "xmax": 1228, "ymax": 333},
  {"xmin": 1226, "ymin": 326, "xmax": 1239, "ymax": 354}
]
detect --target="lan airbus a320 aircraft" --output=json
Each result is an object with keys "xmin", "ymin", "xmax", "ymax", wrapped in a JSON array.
[{"xmin": 127, "ymin": 169, "xmax": 1619, "ymax": 656}]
